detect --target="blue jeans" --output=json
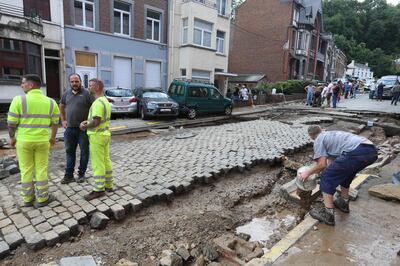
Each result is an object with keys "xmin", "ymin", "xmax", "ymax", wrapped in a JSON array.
[
  {"xmin": 307, "ymin": 92, "xmax": 313, "ymax": 106},
  {"xmin": 64, "ymin": 127, "xmax": 89, "ymax": 177},
  {"xmin": 332, "ymin": 94, "xmax": 337, "ymax": 108},
  {"xmin": 320, "ymin": 144, "xmax": 378, "ymax": 195}
]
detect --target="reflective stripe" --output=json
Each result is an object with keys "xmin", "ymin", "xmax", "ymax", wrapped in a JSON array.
[
  {"xmin": 52, "ymin": 114, "xmax": 60, "ymax": 118},
  {"xmin": 18, "ymin": 124, "xmax": 50, "ymax": 128},
  {"xmin": 88, "ymin": 127, "xmax": 109, "ymax": 132},
  {"xmin": 93, "ymin": 176, "xmax": 105, "ymax": 179},
  {"xmin": 37, "ymin": 191, "xmax": 49, "ymax": 198},
  {"xmin": 36, "ymin": 188, "xmax": 48, "ymax": 194},
  {"xmin": 35, "ymin": 180, "xmax": 48, "ymax": 186},
  {"xmin": 8, "ymin": 112, "xmax": 20, "ymax": 118},
  {"xmin": 49, "ymin": 98, "xmax": 54, "ymax": 116},
  {"xmin": 21, "ymin": 189, "xmax": 34, "ymax": 196},
  {"xmin": 21, "ymin": 95, "xmax": 27, "ymax": 114},
  {"xmin": 7, "ymin": 121, "xmax": 18, "ymax": 125},
  {"xmin": 99, "ymin": 99, "xmax": 108, "ymax": 122},
  {"xmin": 20, "ymin": 114, "xmax": 51, "ymax": 119},
  {"xmin": 21, "ymin": 182, "xmax": 34, "ymax": 188}
]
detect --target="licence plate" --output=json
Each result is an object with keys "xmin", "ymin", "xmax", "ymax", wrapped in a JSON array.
[{"xmin": 160, "ymin": 109, "xmax": 171, "ymax": 112}]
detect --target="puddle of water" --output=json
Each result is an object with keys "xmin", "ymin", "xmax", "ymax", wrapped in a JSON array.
[{"xmin": 236, "ymin": 215, "xmax": 297, "ymax": 246}]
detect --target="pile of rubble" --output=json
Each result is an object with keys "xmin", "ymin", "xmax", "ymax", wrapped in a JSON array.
[{"xmin": 0, "ymin": 156, "xmax": 19, "ymax": 179}]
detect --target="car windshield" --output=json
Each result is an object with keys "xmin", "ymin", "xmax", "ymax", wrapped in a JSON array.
[
  {"xmin": 143, "ymin": 92, "xmax": 168, "ymax": 98},
  {"xmin": 105, "ymin": 89, "xmax": 133, "ymax": 97},
  {"xmin": 381, "ymin": 79, "xmax": 396, "ymax": 86}
]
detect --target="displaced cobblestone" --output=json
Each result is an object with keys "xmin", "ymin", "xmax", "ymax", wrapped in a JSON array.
[{"xmin": 0, "ymin": 119, "xmax": 326, "ymax": 256}]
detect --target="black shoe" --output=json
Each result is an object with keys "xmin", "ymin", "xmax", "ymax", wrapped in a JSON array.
[
  {"xmin": 310, "ymin": 207, "xmax": 335, "ymax": 226},
  {"xmin": 34, "ymin": 194, "xmax": 54, "ymax": 209},
  {"xmin": 76, "ymin": 173, "xmax": 86, "ymax": 183},
  {"xmin": 105, "ymin": 187, "xmax": 114, "ymax": 193},
  {"xmin": 24, "ymin": 199, "xmax": 35, "ymax": 207},
  {"xmin": 334, "ymin": 197, "xmax": 350, "ymax": 213},
  {"xmin": 61, "ymin": 175, "xmax": 75, "ymax": 184},
  {"xmin": 84, "ymin": 191, "xmax": 105, "ymax": 201}
]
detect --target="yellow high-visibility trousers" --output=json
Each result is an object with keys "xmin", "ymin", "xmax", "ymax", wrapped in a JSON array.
[
  {"xmin": 89, "ymin": 135, "xmax": 113, "ymax": 191},
  {"xmin": 16, "ymin": 141, "xmax": 50, "ymax": 203}
]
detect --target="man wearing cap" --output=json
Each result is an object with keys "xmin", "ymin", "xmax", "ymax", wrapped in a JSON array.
[
  {"xmin": 7, "ymin": 74, "xmax": 60, "ymax": 208},
  {"xmin": 299, "ymin": 125, "xmax": 377, "ymax": 225}
]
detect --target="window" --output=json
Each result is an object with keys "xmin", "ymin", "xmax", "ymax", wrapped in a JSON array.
[
  {"xmin": 74, "ymin": 0, "xmax": 94, "ymax": 28},
  {"xmin": 182, "ymin": 18, "xmax": 188, "ymax": 44},
  {"xmin": 209, "ymin": 88, "xmax": 222, "ymax": 99},
  {"xmin": 194, "ymin": 19, "xmax": 212, "ymax": 48},
  {"xmin": 216, "ymin": 31, "xmax": 225, "ymax": 54},
  {"xmin": 168, "ymin": 84, "xmax": 185, "ymax": 96},
  {"xmin": 24, "ymin": 0, "xmax": 51, "ymax": 20},
  {"xmin": 146, "ymin": 10, "xmax": 161, "ymax": 42},
  {"xmin": 27, "ymin": 43, "xmax": 41, "ymax": 76},
  {"xmin": 192, "ymin": 69, "xmax": 210, "ymax": 80},
  {"xmin": 292, "ymin": 8, "xmax": 299, "ymax": 25},
  {"xmin": 188, "ymin": 87, "xmax": 209, "ymax": 98},
  {"xmin": 181, "ymin": 69, "xmax": 186, "ymax": 77},
  {"xmin": 297, "ymin": 32, "xmax": 303, "ymax": 50},
  {"xmin": 2, "ymin": 39, "xmax": 22, "ymax": 51},
  {"xmin": 291, "ymin": 30, "xmax": 296, "ymax": 49},
  {"xmin": 217, "ymin": 0, "xmax": 227, "ymax": 16},
  {"xmin": 114, "ymin": 1, "xmax": 131, "ymax": 36},
  {"xmin": 3, "ymin": 68, "xmax": 24, "ymax": 80}
]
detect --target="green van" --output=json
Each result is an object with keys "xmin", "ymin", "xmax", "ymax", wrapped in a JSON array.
[{"xmin": 167, "ymin": 79, "xmax": 233, "ymax": 119}]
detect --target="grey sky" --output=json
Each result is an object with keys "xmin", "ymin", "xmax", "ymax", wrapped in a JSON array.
[{"xmin": 358, "ymin": 0, "xmax": 399, "ymax": 4}]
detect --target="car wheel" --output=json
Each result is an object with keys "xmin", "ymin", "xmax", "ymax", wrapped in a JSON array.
[
  {"xmin": 224, "ymin": 105, "xmax": 233, "ymax": 116},
  {"xmin": 187, "ymin": 108, "xmax": 197, "ymax": 119},
  {"xmin": 140, "ymin": 107, "xmax": 147, "ymax": 120}
]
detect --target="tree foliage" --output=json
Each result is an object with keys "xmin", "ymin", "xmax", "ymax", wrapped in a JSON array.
[{"xmin": 323, "ymin": 0, "xmax": 400, "ymax": 77}]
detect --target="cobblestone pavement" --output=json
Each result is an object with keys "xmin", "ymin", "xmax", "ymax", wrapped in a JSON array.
[{"xmin": 0, "ymin": 118, "xmax": 327, "ymax": 257}]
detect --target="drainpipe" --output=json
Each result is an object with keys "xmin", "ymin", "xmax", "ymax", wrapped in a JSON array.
[
  {"xmin": 168, "ymin": 0, "xmax": 175, "ymax": 85},
  {"xmin": 313, "ymin": 15, "xmax": 320, "ymax": 80},
  {"xmin": 60, "ymin": 0, "xmax": 66, "ymax": 94}
]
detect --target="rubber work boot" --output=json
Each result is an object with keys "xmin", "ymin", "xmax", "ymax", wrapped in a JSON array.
[
  {"xmin": 34, "ymin": 194, "xmax": 55, "ymax": 209},
  {"xmin": 334, "ymin": 197, "xmax": 350, "ymax": 213},
  {"xmin": 24, "ymin": 199, "xmax": 35, "ymax": 207},
  {"xmin": 84, "ymin": 191, "xmax": 105, "ymax": 201},
  {"xmin": 105, "ymin": 187, "xmax": 114, "ymax": 193},
  {"xmin": 61, "ymin": 175, "xmax": 75, "ymax": 184},
  {"xmin": 310, "ymin": 207, "xmax": 335, "ymax": 226}
]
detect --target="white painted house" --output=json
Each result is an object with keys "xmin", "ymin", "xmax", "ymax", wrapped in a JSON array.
[
  {"xmin": 346, "ymin": 60, "xmax": 373, "ymax": 80},
  {"xmin": 168, "ymin": 0, "xmax": 235, "ymax": 95}
]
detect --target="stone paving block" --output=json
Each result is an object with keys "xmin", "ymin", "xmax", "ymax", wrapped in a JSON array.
[
  {"xmin": 110, "ymin": 204, "xmax": 125, "ymax": 220},
  {"xmin": 0, "ymin": 241, "xmax": 10, "ymax": 259},
  {"xmin": 62, "ymin": 200, "xmax": 75, "ymax": 208},
  {"xmin": 116, "ymin": 199, "xmax": 131, "ymax": 212},
  {"xmin": 103, "ymin": 198, "xmax": 115, "ymax": 207},
  {"xmin": 73, "ymin": 211, "xmax": 88, "ymax": 224},
  {"xmin": 81, "ymin": 203, "xmax": 96, "ymax": 216},
  {"xmin": 26, "ymin": 232, "xmax": 45, "ymax": 250},
  {"xmin": 96, "ymin": 203, "xmax": 110, "ymax": 214},
  {"xmin": 53, "ymin": 224, "xmax": 70, "ymax": 241},
  {"xmin": 42, "ymin": 210, "xmax": 57, "ymax": 219},
  {"xmin": 48, "ymin": 216, "xmax": 63, "ymax": 226},
  {"xmin": 53, "ymin": 206, "xmax": 67, "ymax": 213},
  {"xmin": 36, "ymin": 222, "xmax": 52, "ymax": 233},
  {"xmin": 31, "ymin": 215, "xmax": 46, "ymax": 226},
  {"xmin": 1, "ymin": 225, "xmax": 17, "ymax": 235},
  {"xmin": 88, "ymin": 198, "xmax": 102, "ymax": 206},
  {"xmin": 43, "ymin": 230, "xmax": 60, "ymax": 247},
  {"xmin": 0, "ymin": 218, "xmax": 12, "ymax": 228},
  {"xmin": 90, "ymin": 212, "xmax": 109, "ymax": 229},
  {"xmin": 26, "ymin": 209, "xmax": 41, "ymax": 219},
  {"xmin": 20, "ymin": 225, "xmax": 36, "ymax": 238},
  {"xmin": 5, "ymin": 208, "xmax": 19, "ymax": 216},
  {"xmin": 64, "ymin": 218, "xmax": 79, "ymax": 236},
  {"xmin": 110, "ymin": 194, "xmax": 120, "ymax": 201},
  {"xmin": 129, "ymin": 199, "xmax": 143, "ymax": 212},
  {"xmin": 48, "ymin": 200, "xmax": 61, "ymax": 208},
  {"xmin": 68, "ymin": 205, "xmax": 82, "ymax": 214},
  {"xmin": 4, "ymin": 231, "xmax": 24, "ymax": 249},
  {"xmin": 10, "ymin": 213, "xmax": 30, "ymax": 229},
  {"xmin": 0, "ymin": 212, "xmax": 6, "ymax": 220},
  {"xmin": 60, "ymin": 256, "xmax": 97, "ymax": 266},
  {"xmin": 59, "ymin": 212, "xmax": 72, "ymax": 221},
  {"xmin": 121, "ymin": 194, "xmax": 133, "ymax": 201}
]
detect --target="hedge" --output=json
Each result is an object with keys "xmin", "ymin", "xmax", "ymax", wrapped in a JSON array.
[{"xmin": 257, "ymin": 80, "xmax": 306, "ymax": 95}]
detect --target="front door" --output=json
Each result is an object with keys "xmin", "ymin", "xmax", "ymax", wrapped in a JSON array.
[
  {"xmin": 75, "ymin": 66, "xmax": 97, "ymax": 89},
  {"xmin": 45, "ymin": 59, "xmax": 60, "ymax": 100},
  {"xmin": 113, "ymin": 57, "xmax": 132, "ymax": 88}
]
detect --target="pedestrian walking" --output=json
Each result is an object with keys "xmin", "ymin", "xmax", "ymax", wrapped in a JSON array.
[
  {"xmin": 351, "ymin": 82, "xmax": 358, "ymax": 99},
  {"xmin": 240, "ymin": 85, "xmax": 249, "ymax": 101},
  {"xmin": 304, "ymin": 83, "xmax": 315, "ymax": 106},
  {"xmin": 377, "ymin": 82, "xmax": 384, "ymax": 101},
  {"xmin": 390, "ymin": 79, "xmax": 400, "ymax": 106},
  {"xmin": 80, "ymin": 79, "xmax": 113, "ymax": 201},
  {"xmin": 299, "ymin": 125, "xmax": 378, "ymax": 226},
  {"xmin": 313, "ymin": 84, "xmax": 323, "ymax": 107},
  {"xmin": 7, "ymin": 74, "xmax": 60, "ymax": 207},
  {"xmin": 60, "ymin": 74, "xmax": 94, "ymax": 184},
  {"xmin": 326, "ymin": 81, "xmax": 333, "ymax": 107},
  {"xmin": 321, "ymin": 84, "xmax": 329, "ymax": 107},
  {"xmin": 332, "ymin": 84, "xmax": 339, "ymax": 108},
  {"xmin": 344, "ymin": 81, "xmax": 351, "ymax": 99}
]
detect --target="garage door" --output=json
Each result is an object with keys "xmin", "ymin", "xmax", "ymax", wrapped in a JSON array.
[
  {"xmin": 145, "ymin": 61, "xmax": 161, "ymax": 88},
  {"xmin": 113, "ymin": 57, "xmax": 132, "ymax": 88}
]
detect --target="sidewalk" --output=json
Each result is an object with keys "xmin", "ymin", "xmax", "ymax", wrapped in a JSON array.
[{"xmin": 274, "ymin": 157, "xmax": 400, "ymax": 266}]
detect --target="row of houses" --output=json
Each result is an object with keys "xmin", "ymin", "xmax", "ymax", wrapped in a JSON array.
[{"xmin": 0, "ymin": 0, "xmax": 347, "ymax": 106}]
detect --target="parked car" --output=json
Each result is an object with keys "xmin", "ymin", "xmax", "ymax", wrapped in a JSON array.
[
  {"xmin": 168, "ymin": 79, "xmax": 233, "ymax": 119},
  {"xmin": 369, "ymin": 76, "xmax": 398, "ymax": 99},
  {"xmin": 105, "ymin": 87, "xmax": 137, "ymax": 115},
  {"xmin": 134, "ymin": 88, "xmax": 179, "ymax": 120}
]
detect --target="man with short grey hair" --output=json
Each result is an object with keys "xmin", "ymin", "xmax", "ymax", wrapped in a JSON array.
[
  {"xmin": 60, "ymin": 73, "xmax": 94, "ymax": 184},
  {"xmin": 299, "ymin": 125, "xmax": 378, "ymax": 225}
]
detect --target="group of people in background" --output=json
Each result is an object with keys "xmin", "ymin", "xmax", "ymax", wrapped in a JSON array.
[
  {"xmin": 227, "ymin": 84, "xmax": 258, "ymax": 104},
  {"xmin": 375, "ymin": 79, "xmax": 400, "ymax": 105},
  {"xmin": 305, "ymin": 80, "xmax": 361, "ymax": 109}
]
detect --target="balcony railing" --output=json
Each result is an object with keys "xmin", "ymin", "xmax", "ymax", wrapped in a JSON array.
[
  {"xmin": 182, "ymin": 0, "xmax": 217, "ymax": 9},
  {"xmin": 317, "ymin": 52, "xmax": 325, "ymax": 62}
]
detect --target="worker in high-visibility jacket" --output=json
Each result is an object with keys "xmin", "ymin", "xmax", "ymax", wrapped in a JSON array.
[
  {"xmin": 80, "ymin": 78, "xmax": 112, "ymax": 201},
  {"xmin": 7, "ymin": 74, "xmax": 60, "ymax": 208}
]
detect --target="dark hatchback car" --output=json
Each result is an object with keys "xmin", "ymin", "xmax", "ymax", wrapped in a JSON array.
[{"xmin": 134, "ymin": 89, "xmax": 179, "ymax": 120}]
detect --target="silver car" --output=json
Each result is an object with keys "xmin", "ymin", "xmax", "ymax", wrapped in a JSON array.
[{"xmin": 104, "ymin": 87, "xmax": 137, "ymax": 114}]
